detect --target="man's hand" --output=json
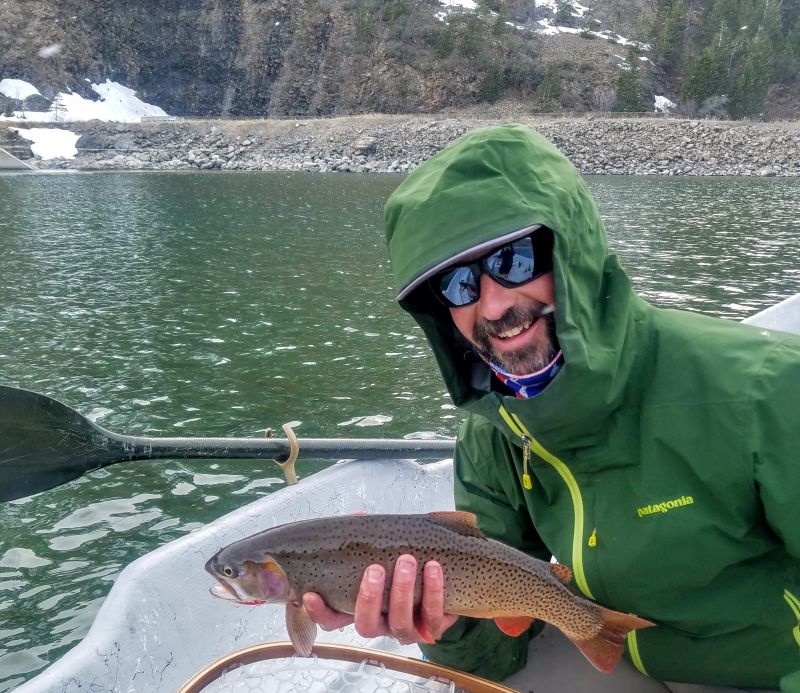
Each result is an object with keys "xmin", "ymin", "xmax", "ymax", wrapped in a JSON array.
[{"xmin": 302, "ymin": 555, "xmax": 458, "ymax": 645}]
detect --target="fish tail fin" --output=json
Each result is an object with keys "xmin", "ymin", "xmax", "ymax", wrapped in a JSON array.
[{"xmin": 571, "ymin": 607, "xmax": 654, "ymax": 673}]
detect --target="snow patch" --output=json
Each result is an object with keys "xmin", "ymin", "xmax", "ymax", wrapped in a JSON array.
[
  {"xmin": 0, "ymin": 78, "xmax": 41, "ymax": 100},
  {"xmin": 0, "ymin": 78, "xmax": 168, "ymax": 124},
  {"xmin": 440, "ymin": 0, "xmax": 476, "ymax": 8},
  {"xmin": 654, "ymin": 95, "xmax": 676, "ymax": 113},
  {"xmin": 11, "ymin": 128, "xmax": 80, "ymax": 159}
]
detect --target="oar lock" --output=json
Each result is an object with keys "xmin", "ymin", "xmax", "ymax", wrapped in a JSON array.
[{"xmin": 268, "ymin": 423, "xmax": 299, "ymax": 486}]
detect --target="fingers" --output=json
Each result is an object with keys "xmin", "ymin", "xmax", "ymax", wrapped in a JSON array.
[
  {"xmin": 310, "ymin": 558, "xmax": 456, "ymax": 647},
  {"xmin": 302, "ymin": 592, "xmax": 354, "ymax": 631},
  {"xmin": 387, "ymin": 555, "xmax": 420, "ymax": 645},
  {"xmin": 419, "ymin": 561, "xmax": 445, "ymax": 642},
  {"xmin": 354, "ymin": 564, "xmax": 391, "ymax": 638}
]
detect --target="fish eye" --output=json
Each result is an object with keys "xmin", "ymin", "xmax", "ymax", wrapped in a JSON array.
[{"xmin": 222, "ymin": 565, "xmax": 237, "ymax": 578}]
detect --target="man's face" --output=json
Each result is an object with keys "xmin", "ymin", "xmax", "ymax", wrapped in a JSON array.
[{"xmin": 449, "ymin": 271, "xmax": 558, "ymax": 375}]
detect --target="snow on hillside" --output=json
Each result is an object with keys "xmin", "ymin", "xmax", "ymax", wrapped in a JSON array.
[
  {"xmin": 0, "ymin": 79, "xmax": 168, "ymax": 124},
  {"xmin": 437, "ymin": 0, "xmax": 649, "ymax": 50},
  {"xmin": 0, "ymin": 79, "xmax": 42, "ymax": 100},
  {"xmin": 1, "ymin": 79, "xmax": 169, "ymax": 160}
]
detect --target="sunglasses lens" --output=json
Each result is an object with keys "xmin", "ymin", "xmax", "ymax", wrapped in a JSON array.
[
  {"xmin": 485, "ymin": 237, "xmax": 535, "ymax": 285},
  {"xmin": 432, "ymin": 230, "xmax": 552, "ymax": 308},
  {"xmin": 438, "ymin": 265, "xmax": 480, "ymax": 307}
]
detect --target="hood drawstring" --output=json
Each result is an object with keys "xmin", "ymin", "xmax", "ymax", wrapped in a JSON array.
[{"xmin": 486, "ymin": 351, "xmax": 564, "ymax": 399}]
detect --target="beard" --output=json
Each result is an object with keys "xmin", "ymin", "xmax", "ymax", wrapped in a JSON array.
[{"xmin": 472, "ymin": 304, "xmax": 559, "ymax": 375}]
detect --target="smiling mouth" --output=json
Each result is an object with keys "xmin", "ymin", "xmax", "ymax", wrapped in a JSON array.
[{"xmin": 496, "ymin": 319, "xmax": 533, "ymax": 339}]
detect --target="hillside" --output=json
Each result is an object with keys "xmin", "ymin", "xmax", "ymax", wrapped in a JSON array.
[{"xmin": 0, "ymin": 0, "xmax": 797, "ymax": 120}]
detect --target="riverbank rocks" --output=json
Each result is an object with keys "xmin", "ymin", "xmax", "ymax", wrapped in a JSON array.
[{"xmin": 25, "ymin": 115, "xmax": 800, "ymax": 176}]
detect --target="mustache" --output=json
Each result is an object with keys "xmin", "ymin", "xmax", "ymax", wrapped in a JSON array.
[{"xmin": 473, "ymin": 304, "xmax": 554, "ymax": 342}]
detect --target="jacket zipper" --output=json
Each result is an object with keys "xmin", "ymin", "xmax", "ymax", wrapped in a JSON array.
[
  {"xmin": 498, "ymin": 405, "xmax": 595, "ymax": 600},
  {"xmin": 784, "ymin": 588, "xmax": 800, "ymax": 650}
]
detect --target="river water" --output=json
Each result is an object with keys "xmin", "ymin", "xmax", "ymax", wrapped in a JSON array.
[{"xmin": 0, "ymin": 171, "xmax": 799, "ymax": 689}]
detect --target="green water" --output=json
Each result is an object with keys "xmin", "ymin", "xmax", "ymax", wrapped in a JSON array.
[{"xmin": 0, "ymin": 171, "xmax": 799, "ymax": 688}]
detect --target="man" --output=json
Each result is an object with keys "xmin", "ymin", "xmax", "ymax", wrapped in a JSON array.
[{"xmin": 305, "ymin": 125, "xmax": 800, "ymax": 692}]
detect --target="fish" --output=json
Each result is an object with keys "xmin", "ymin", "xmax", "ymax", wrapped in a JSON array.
[{"xmin": 205, "ymin": 511, "xmax": 654, "ymax": 673}]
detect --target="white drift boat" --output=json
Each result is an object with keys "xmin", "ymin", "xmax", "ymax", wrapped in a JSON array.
[{"xmin": 16, "ymin": 294, "xmax": 800, "ymax": 693}]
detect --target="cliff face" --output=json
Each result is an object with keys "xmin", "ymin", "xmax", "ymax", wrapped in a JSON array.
[
  {"xmin": 3, "ymin": 1, "xmax": 799, "ymax": 119},
  {"xmin": 2, "ymin": 0, "xmax": 521, "ymax": 116}
]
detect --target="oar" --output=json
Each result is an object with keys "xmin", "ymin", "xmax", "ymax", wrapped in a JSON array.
[{"xmin": 0, "ymin": 385, "xmax": 455, "ymax": 502}]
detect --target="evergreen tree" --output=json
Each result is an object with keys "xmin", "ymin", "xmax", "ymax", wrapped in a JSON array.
[
  {"xmin": 435, "ymin": 21, "xmax": 456, "ymax": 58},
  {"xmin": 684, "ymin": 43, "xmax": 727, "ymax": 104},
  {"xmin": 655, "ymin": 0, "xmax": 687, "ymax": 70},
  {"xmin": 480, "ymin": 61, "xmax": 506, "ymax": 102},
  {"xmin": 787, "ymin": 19, "xmax": 800, "ymax": 74},
  {"xmin": 614, "ymin": 46, "xmax": 643, "ymax": 112},
  {"xmin": 477, "ymin": 0, "xmax": 501, "ymax": 12},
  {"xmin": 493, "ymin": 1, "xmax": 510, "ymax": 36},
  {"xmin": 729, "ymin": 33, "xmax": 774, "ymax": 117},
  {"xmin": 555, "ymin": 2, "xmax": 574, "ymax": 26},
  {"xmin": 536, "ymin": 63, "xmax": 562, "ymax": 110},
  {"xmin": 460, "ymin": 14, "xmax": 484, "ymax": 59},
  {"xmin": 354, "ymin": 0, "xmax": 374, "ymax": 45},
  {"xmin": 381, "ymin": 0, "xmax": 410, "ymax": 22}
]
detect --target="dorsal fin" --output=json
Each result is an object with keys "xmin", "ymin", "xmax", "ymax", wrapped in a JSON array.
[{"xmin": 426, "ymin": 511, "xmax": 486, "ymax": 538}]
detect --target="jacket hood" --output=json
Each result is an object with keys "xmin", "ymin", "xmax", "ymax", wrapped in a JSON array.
[{"xmin": 384, "ymin": 125, "xmax": 646, "ymax": 445}]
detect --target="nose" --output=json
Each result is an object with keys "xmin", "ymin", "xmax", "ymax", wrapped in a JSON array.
[{"xmin": 476, "ymin": 272, "xmax": 515, "ymax": 321}]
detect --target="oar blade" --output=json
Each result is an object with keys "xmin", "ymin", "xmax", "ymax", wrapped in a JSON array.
[{"xmin": 0, "ymin": 386, "xmax": 126, "ymax": 501}]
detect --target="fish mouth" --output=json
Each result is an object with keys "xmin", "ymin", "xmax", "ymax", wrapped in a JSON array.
[{"xmin": 209, "ymin": 577, "xmax": 265, "ymax": 605}]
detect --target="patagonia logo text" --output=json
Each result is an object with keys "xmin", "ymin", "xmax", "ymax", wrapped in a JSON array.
[{"xmin": 637, "ymin": 496, "xmax": 694, "ymax": 517}]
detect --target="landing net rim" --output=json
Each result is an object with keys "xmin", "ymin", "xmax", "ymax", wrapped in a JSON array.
[{"xmin": 178, "ymin": 641, "xmax": 519, "ymax": 693}]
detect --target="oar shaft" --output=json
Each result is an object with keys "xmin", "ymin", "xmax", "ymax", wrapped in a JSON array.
[{"xmin": 109, "ymin": 434, "xmax": 456, "ymax": 461}]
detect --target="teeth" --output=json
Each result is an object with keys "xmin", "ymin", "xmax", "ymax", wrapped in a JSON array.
[{"xmin": 498, "ymin": 320, "xmax": 532, "ymax": 339}]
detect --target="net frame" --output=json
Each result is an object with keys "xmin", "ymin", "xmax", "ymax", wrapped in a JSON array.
[{"xmin": 179, "ymin": 642, "xmax": 519, "ymax": 693}]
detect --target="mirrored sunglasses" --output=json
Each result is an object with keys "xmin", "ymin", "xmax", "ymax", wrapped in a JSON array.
[{"xmin": 431, "ymin": 231, "xmax": 553, "ymax": 308}]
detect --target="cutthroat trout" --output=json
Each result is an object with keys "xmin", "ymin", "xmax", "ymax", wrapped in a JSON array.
[{"xmin": 205, "ymin": 511, "xmax": 653, "ymax": 672}]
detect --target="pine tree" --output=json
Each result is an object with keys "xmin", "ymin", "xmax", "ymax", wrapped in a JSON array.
[
  {"xmin": 729, "ymin": 32, "xmax": 774, "ymax": 117},
  {"xmin": 684, "ymin": 43, "xmax": 727, "ymax": 104},
  {"xmin": 480, "ymin": 61, "xmax": 506, "ymax": 102},
  {"xmin": 435, "ymin": 21, "xmax": 456, "ymax": 58},
  {"xmin": 536, "ymin": 63, "xmax": 562, "ymax": 111},
  {"xmin": 493, "ymin": 0, "xmax": 510, "ymax": 36},
  {"xmin": 460, "ymin": 14, "xmax": 483, "ymax": 59},
  {"xmin": 555, "ymin": 2, "xmax": 574, "ymax": 26},
  {"xmin": 354, "ymin": 0, "xmax": 373, "ymax": 45},
  {"xmin": 655, "ymin": 0, "xmax": 687, "ymax": 70},
  {"xmin": 614, "ymin": 46, "xmax": 643, "ymax": 112}
]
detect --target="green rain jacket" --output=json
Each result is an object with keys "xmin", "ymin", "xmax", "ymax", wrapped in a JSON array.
[{"xmin": 384, "ymin": 125, "xmax": 800, "ymax": 690}]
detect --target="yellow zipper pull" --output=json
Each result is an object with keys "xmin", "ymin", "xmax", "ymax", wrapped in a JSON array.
[
  {"xmin": 521, "ymin": 435, "xmax": 533, "ymax": 490},
  {"xmin": 588, "ymin": 528, "xmax": 597, "ymax": 548}
]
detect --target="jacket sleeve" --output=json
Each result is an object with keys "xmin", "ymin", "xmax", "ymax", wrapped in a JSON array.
[
  {"xmin": 752, "ymin": 337, "xmax": 800, "ymax": 558},
  {"xmin": 752, "ymin": 337, "xmax": 800, "ymax": 693},
  {"xmin": 419, "ymin": 413, "xmax": 550, "ymax": 682}
]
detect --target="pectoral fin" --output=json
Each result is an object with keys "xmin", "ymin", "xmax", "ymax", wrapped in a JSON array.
[
  {"xmin": 286, "ymin": 602, "xmax": 317, "ymax": 657},
  {"xmin": 493, "ymin": 616, "xmax": 535, "ymax": 637}
]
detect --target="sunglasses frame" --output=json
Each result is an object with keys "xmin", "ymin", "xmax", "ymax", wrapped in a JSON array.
[{"xmin": 430, "ymin": 230, "xmax": 553, "ymax": 308}]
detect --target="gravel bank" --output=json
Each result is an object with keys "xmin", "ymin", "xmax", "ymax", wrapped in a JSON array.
[{"xmin": 28, "ymin": 115, "xmax": 800, "ymax": 176}]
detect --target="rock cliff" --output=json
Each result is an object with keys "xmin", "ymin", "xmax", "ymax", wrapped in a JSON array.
[{"xmin": 0, "ymin": 0, "xmax": 641, "ymax": 117}]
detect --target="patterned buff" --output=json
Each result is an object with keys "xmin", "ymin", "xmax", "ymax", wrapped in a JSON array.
[{"xmin": 488, "ymin": 351, "xmax": 565, "ymax": 399}]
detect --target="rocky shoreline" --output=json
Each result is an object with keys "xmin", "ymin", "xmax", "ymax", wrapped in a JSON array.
[{"xmin": 17, "ymin": 114, "xmax": 800, "ymax": 176}]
